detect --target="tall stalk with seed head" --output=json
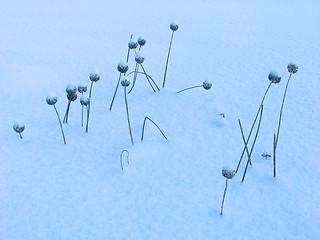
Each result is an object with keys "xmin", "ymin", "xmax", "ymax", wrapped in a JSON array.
[{"xmin": 86, "ymin": 72, "xmax": 100, "ymax": 132}]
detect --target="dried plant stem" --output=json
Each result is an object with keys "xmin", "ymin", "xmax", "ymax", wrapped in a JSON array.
[
  {"xmin": 236, "ymin": 82, "xmax": 272, "ymax": 172},
  {"xmin": 238, "ymin": 119, "xmax": 252, "ymax": 165},
  {"xmin": 140, "ymin": 64, "xmax": 160, "ymax": 91},
  {"xmin": 19, "ymin": 133, "xmax": 22, "ymax": 139},
  {"xmin": 275, "ymin": 73, "xmax": 292, "ymax": 148},
  {"xmin": 128, "ymin": 46, "xmax": 142, "ymax": 94},
  {"xmin": 109, "ymin": 73, "xmax": 122, "ymax": 111},
  {"xmin": 126, "ymin": 34, "xmax": 133, "ymax": 62},
  {"xmin": 177, "ymin": 85, "xmax": 203, "ymax": 94},
  {"xmin": 220, "ymin": 179, "xmax": 228, "ymax": 215},
  {"xmin": 53, "ymin": 104, "xmax": 66, "ymax": 144},
  {"xmin": 141, "ymin": 116, "xmax": 168, "ymax": 141},
  {"xmin": 81, "ymin": 93, "xmax": 84, "ymax": 127},
  {"xmin": 162, "ymin": 31, "xmax": 175, "ymax": 88},
  {"xmin": 63, "ymin": 101, "xmax": 71, "ymax": 123},
  {"xmin": 124, "ymin": 85, "xmax": 134, "ymax": 145},
  {"xmin": 120, "ymin": 150, "xmax": 130, "ymax": 171},
  {"xmin": 86, "ymin": 81, "xmax": 94, "ymax": 133},
  {"xmin": 241, "ymin": 104, "xmax": 264, "ymax": 182},
  {"xmin": 273, "ymin": 133, "xmax": 276, "ymax": 177}
]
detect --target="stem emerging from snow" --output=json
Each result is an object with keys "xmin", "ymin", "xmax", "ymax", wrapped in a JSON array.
[
  {"xmin": 120, "ymin": 150, "xmax": 130, "ymax": 171},
  {"xmin": 141, "ymin": 117, "xmax": 168, "ymax": 141},
  {"xmin": 221, "ymin": 179, "xmax": 228, "ymax": 215},
  {"xmin": 124, "ymin": 85, "xmax": 134, "ymax": 145},
  {"xmin": 86, "ymin": 81, "xmax": 94, "ymax": 132},
  {"xmin": 53, "ymin": 104, "xmax": 66, "ymax": 144},
  {"xmin": 162, "ymin": 31, "xmax": 175, "ymax": 88}
]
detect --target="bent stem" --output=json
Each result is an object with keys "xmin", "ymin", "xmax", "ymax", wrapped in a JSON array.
[
  {"xmin": 124, "ymin": 85, "xmax": 134, "ymax": 145},
  {"xmin": 220, "ymin": 179, "xmax": 228, "ymax": 215},
  {"xmin": 120, "ymin": 150, "xmax": 130, "ymax": 171},
  {"xmin": 275, "ymin": 73, "xmax": 292, "ymax": 148},
  {"xmin": 236, "ymin": 82, "xmax": 272, "ymax": 172},
  {"xmin": 162, "ymin": 31, "xmax": 175, "ymax": 88},
  {"xmin": 53, "ymin": 104, "xmax": 66, "ymax": 144},
  {"xmin": 86, "ymin": 81, "xmax": 94, "ymax": 133},
  {"xmin": 177, "ymin": 85, "xmax": 203, "ymax": 94},
  {"xmin": 140, "ymin": 64, "xmax": 160, "ymax": 91},
  {"xmin": 141, "ymin": 117, "xmax": 168, "ymax": 141},
  {"xmin": 241, "ymin": 104, "xmax": 264, "ymax": 182}
]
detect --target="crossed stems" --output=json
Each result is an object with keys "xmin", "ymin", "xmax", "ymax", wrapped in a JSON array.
[
  {"xmin": 86, "ymin": 81, "xmax": 94, "ymax": 132},
  {"xmin": 236, "ymin": 82, "xmax": 272, "ymax": 173},
  {"xmin": 63, "ymin": 101, "xmax": 72, "ymax": 123},
  {"xmin": 127, "ymin": 68, "xmax": 160, "ymax": 93},
  {"xmin": 141, "ymin": 117, "xmax": 168, "ymax": 141},
  {"xmin": 53, "ymin": 104, "xmax": 66, "ymax": 144}
]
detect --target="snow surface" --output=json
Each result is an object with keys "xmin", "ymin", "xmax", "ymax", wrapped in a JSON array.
[{"xmin": 1, "ymin": 0, "xmax": 320, "ymax": 239}]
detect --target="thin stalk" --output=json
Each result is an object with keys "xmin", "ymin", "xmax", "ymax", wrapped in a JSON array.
[
  {"xmin": 241, "ymin": 104, "xmax": 264, "ymax": 182},
  {"xmin": 128, "ymin": 45, "xmax": 142, "ymax": 94},
  {"xmin": 140, "ymin": 64, "xmax": 160, "ymax": 91},
  {"xmin": 63, "ymin": 101, "xmax": 71, "ymax": 123},
  {"xmin": 141, "ymin": 117, "xmax": 168, "ymax": 141},
  {"xmin": 273, "ymin": 133, "xmax": 276, "ymax": 177},
  {"xmin": 275, "ymin": 73, "xmax": 292, "ymax": 147},
  {"xmin": 120, "ymin": 150, "xmax": 130, "ymax": 171},
  {"xmin": 109, "ymin": 73, "xmax": 122, "ymax": 111},
  {"xmin": 236, "ymin": 82, "xmax": 272, "ymax": 172},
  {"xmin": 124, "ymin": 85, "xmax": 134, "ymax": 145},
  {"xmin": 162, "ymin": 31, "xmax": 175, "ymax": 88},
  {"xmin": 19, "ymin": 133, "xmax": 22, "ymax": 139},
  {"xmin": 81, "ymin": 92, "xmax": 84, "ymax": 127},
  {"xmin": 177, "ymin": 85, "xmax": 203, "ymax": 94},
  {"xmin": 127, "ymin": 71, "xmax": 156, "ymax": 84},
  {"xmin": 220, "ymin": 179, "xmax": 228, "ymax": 215},
  {"xmin": 86, "ymin": 81, "xmax": 94, "ymax": 133},
  {"xmin": 126, "ymin": 34, "xmax": 133, "ymax": 63},
  {"xmin": 238, "ymin": 119, "xmax": 252, "ymax": 165},
  {"xmin": 53, "ymin": 104, "xmax": 66, "ymax": 144}
]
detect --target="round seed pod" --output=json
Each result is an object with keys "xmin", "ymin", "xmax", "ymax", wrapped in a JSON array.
[
  {"xmin": 89, "ymin": 72, "xmax": 100, "ymax": 82},
  {"xmin": 170, "ymin": 22, "xmax": 179, "ymax": 31},
  {"xmin": 138, "ymin": 37, "xmax": 146, "ymax": 46},
  {"xmin": 13, "ymin": 122, "xmax": 25, "ymax": 133},
  {"xmin": 121, "ymin": 78, "xmax": 130, "ymax": 87},
  {"xmin": 66, "ymin": 84, "xmax": 77, "ymax": 95},
  {"xmin": 268, "ymin": 71, "xmax": 281, "ymax": 84},
  {"xmin": 135, "ymin": 52, "xmax": 145, "ymax": 64},
  {"xmin": 117, "ymin": 61, "xmax": 129, "ymax": 73},
  {"xmin": 203, "ymin": 80, "xmax": 212, "ymax": 90},
  {"xmin": 222, "ymin": 165, "xmax": 235, "ymax": 179},
  {"xmin": 128, "ymin": 39, "xmax": 138, "ymax": 49},
  {"xmin": 78, "ymin": 84, "xmax": 87, "ymax": 93},
  {"xmin": 80, "ymin": 96, "xmax": 90, "ymax": 106},
  {"xmin": 287, "ymin": 63, "xmax": 298, "ymax": 74},
  {"xmin": 46, "ymin": 94, "xmax": 58, "ymax": 105},
  {"xmin": 67, "ymin": 92, "xmax": 77, "ymax": 101}
]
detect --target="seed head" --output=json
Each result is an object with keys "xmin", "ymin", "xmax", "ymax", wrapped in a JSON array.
[
  {"xmin": 46, "ymin": 94, "xmax": 58, "ymax": 105},
  {"xmin": 203, "ymin": 80, "xmax": 212, "ymax": 90},
  {"xmin": 135, "ymin": 52, "xmax": 145, "ymax": 64},
  {"xmin": 170, "ymin": 22, "xmax": 179, "ymax": 31},
  {"xmin": 138, "ymin": 37, "xmax": 146, "ymax": 46},
  {"xmin": 67, "ymin": 92, "xmax": 77, "ymax": 101},
  {"xmin": 121, "ymin": 78, "xmax": 130, "ymax": 87},
  {"xmin": 89, "ymin": 72, "xmax": 100, "ymax": 82},
  {"xmin": 287, "ymin": 63, "xmax": 298, "ymax": 74},
  {"xmin": 78, "ymin": 84, "xmax": 87, "ymax": 93},
  {"xmin": 128, "ymin": 39, "xmax": 138, "ymax": 49},
  {"xmin": 66, "ymin": 85, "xmax": 77, "ymax": 95},
  {"xmin": 13, "ymin": 122, "xmax": 25, "ymax": 133},
  {"xmin": 80, "ymin": 96, "xmax": 90, "ymax": 106},
  {"xmin": 222, "ymin": 165, "xmax": 235, "ymax": 179},
  {"xmin": 117, "ymin": 61, "xmax": 129, "ymax": 73},
  {"xmin": 268, "ymin": 71, "xmax": 281, "ymax": 84}
]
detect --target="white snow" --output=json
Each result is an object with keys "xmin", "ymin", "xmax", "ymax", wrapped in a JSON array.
[{"xmin": 1, "ymin": 0, "xmax": 320, "ymax": 239}]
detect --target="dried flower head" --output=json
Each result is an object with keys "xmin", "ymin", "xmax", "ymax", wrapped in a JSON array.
[
  {"xmin": 222, "ymin": 165, "xmax": 235, "ymax": 179},
  {"xmin": 78, "ymin": 84, "xmax": 87, "ymax": 93},
  {"xmin": 128, "ymin": 39, "xmax": 138, "ymax": 49},
  {"xmin": 287, "ymin": 63, "xmax": 298, "ymax": 74},
  {"xmin": 138, "ymin": 37, "xmax": 146, "ymax": 46},
  {"xmin": 135, "ymin": 52, "xmax": 145, "ymax": 64},
  {"xmin": 67, "ymin": 92, "xmax": 77, "ymax": 101},
  {"xmin": 117, "ymin": 61, "xmax": 129, "ymax": 73},
  {"xmin": 46, "ymin": 94, "xmax": 58, "ymax": 105},
  {"xmin": 121, "ymin": 78, "xmax": 130, "ymax": 87},
  {"xmin": 268, "ymin": 71, "xmax": 281, "ymax": 84},
  {"xmin": 80, "ymin": 96, "xmax": 90, "ymax": 106},
  {"xmin": 66, "ymin": 85, "xmax": 77, "ymax": 95},
  {"xmin": 13, "ymin": 122, "xmax": 25, "ymax": 133},
  {"xmin": 203, "ymin": 80, "xmax": 212, "ymax": 90},
  {"xmin": 89, "ymin": 72, "xmax": 100, "ymax": 82},
  {"xmin": 170, "ymin": 22, "xmax": 179, "ymax": 31}
]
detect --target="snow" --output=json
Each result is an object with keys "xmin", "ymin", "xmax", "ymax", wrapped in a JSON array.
[{"xmin": 1, "ymin": 0, "xmax": 320, "ymax": 239}]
